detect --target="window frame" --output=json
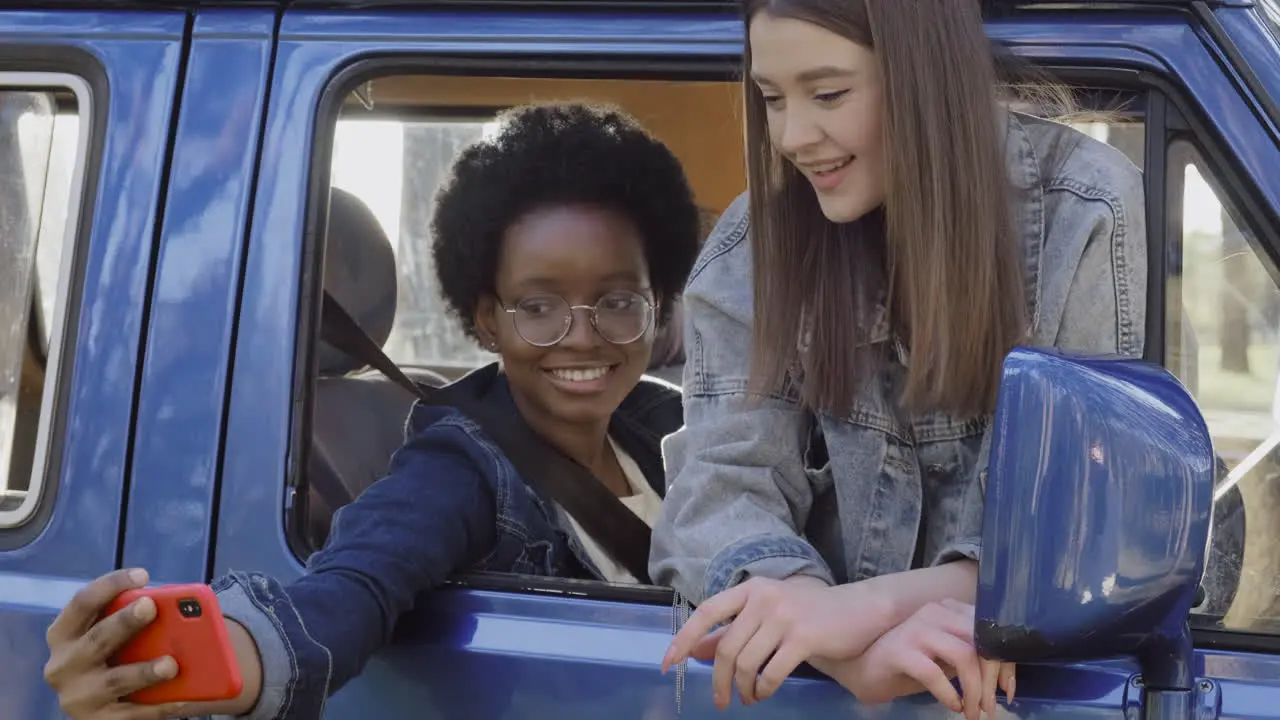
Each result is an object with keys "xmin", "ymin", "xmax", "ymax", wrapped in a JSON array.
[
  {"xmin": 285, "ymin": 56, "xmax": 1280, "ymax": 636},
  {"xmin": 286, "ymin": 53, "xmax": 737, "ymax": 589},
  {"xmin": 0, "ymin": 71, "xmax": 93, "ymax": 532}
]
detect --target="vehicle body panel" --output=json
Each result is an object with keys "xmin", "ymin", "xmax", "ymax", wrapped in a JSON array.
[
  {"xmin": 122, "ymin": 7, "xmax": 276, "ymax": 586},
  {"xmin": 0, "ymin": 8, "xmax": 187, "ymax": 717},
  {"xmin": 1, "ymin": 2, "xmax": 1279, "ymax": 719}
]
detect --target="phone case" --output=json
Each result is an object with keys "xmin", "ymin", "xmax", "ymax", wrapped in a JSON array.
[{"xmin": 102, "ymin": 583, "xmax": 244, "ymax": 705}]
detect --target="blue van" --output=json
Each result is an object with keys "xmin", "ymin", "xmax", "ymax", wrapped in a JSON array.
[{"xmin": 2, "ymin": 0, "xmax": 1280, "ymax": 717}]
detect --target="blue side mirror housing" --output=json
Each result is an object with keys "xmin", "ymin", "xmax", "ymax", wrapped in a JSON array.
[{"xmin": 975, "ymin": 347, "xmax": 1214, "ymax": 688}]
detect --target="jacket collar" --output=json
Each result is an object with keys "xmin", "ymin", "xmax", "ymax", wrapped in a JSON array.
[{"xmin": 1003, "ymin": 110, "xmax": 1047, "ymax": 326}]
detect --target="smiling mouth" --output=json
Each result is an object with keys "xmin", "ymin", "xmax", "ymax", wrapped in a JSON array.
[
  {"xmin": 807, "ymin": 156, "xmax": 853, "ymax": 176},
  {"xmin": 546, "ymin": 366, "xmax": 615, "ymax": 383}
]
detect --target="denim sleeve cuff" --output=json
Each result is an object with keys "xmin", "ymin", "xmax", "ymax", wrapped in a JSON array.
[
  {"xmin": 704, "ymin": 534, "xmax": 835, "ymax": 599},
  {"xmin": 933, "ymin": 538, "xmax": 982, "ymax": 566},
  {"xmin": 209, "ymin": 571, "xmax": 332, "ymax": 720}
]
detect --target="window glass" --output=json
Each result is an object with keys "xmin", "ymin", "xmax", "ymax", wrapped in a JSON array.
[
  {"xmin": 331, "ymin": 115, "xmax": 500, "ymax": 378},
  {"xmin": 0, "ymin": 79, "xmax": 86, "ymax": 527},
  {"xmin": 297, "ymin": 75, "xmax": 740, "ymax": 552},
  {"xmin": 1167, "ymin": 140, "xmax": 1280, "ymax": 633},
  {"xmin": 1068, "ymin": 119, "xmax": 1145, "ymax": 170}
]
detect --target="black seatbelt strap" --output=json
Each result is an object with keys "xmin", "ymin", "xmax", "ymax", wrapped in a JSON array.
[{"xmin": 319, "ymin": 291, "xmax": 654, "ymax": 584}]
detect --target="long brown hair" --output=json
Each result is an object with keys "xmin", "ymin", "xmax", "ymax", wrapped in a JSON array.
[{"xmin": 744, "ymin": 0, "xmax": 1028, "ymax": 419}]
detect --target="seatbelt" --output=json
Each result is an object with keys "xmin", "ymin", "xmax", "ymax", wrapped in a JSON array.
[{"xmin": 319, "ymin": 291, "xmax": 654, "ymax": 584}]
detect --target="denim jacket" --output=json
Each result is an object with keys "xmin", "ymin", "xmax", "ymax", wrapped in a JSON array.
[
  {"xmin": 208, "ymin": 363, "xmax": 682, "ymax": 720},
  {"xmin": 649, "ymin": 111, "xmax": 1148, "ymax": 604}
]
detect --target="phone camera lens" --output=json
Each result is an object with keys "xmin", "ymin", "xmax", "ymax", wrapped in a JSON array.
[{"xmin": 178, "ymin": 599, "xmax": 203, "ymax": 618}]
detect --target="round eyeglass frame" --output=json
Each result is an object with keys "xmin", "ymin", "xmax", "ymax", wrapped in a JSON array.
[{"xmin": 500, "ymin": 290, "xmax": 656, "ymax": 347}]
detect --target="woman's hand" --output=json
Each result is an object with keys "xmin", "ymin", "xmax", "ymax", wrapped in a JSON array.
[
  {"xmin": 661, "ymin": 575, "xmax": 894, "ymax": 709},
  {"xmin": 813, "ymin": 598, "xmax": 1016, "ymax": 720},
  {"xmin": 43, "ymin": 568, "xmax": 189, "ymax": 720}
]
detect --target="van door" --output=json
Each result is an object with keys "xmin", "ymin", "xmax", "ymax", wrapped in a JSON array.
[
  {"xmin": 0, "ymin": 7, "xmax": 188, "ymax": 717},
  {"xmin": 210, "ymin": 4, "xmax": 1138, "ymax": 718}
]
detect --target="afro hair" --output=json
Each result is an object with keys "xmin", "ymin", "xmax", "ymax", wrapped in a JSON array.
[{"xmin": 430, "ymin": 102, "xmax": 702, "ymax": 343}]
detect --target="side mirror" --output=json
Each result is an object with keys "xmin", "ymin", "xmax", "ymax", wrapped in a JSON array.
[{"xmin": 975, "ymin": 347, "xmax": 1214, "ymax": 690}]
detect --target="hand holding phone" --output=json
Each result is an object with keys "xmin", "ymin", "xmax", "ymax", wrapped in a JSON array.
[{"xmin": 101, "ymin": 582, "xmax": 243, "ymax": 704}]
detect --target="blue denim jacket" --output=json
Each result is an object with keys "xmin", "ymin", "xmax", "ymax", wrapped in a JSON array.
[
  {"xmin": 208, "ymin": 363, "xmax": 682, "ymax": 720},
  {"xmin": 649, "ymin": 112, "xmax": 1148, "ymax": 604}
]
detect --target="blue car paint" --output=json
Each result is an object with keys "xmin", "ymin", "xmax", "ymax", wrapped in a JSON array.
[
  {"xmin": 978, "ymin": 348, "xmax": 1215, "ymax": 685},
  {"xmin": 0, "ymin": 8, "xmax": 187, "ymax": 575},
  {"xmin": 1211, "ymin": 7, "xmax": 1280, "ymax": 137},
  {"xmin": 0, "ymin": 8, "xmax": 188, "ymax": 718},
  {"xmin": 0, "ymin": 3, "xmax": 1278, "ymax": 719},
  {"xmin": 122, "ymin": 7, "xmax": 277, "ymax": 587}
]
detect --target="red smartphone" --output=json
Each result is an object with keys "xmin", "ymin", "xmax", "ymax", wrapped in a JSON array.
[{"xmin": 101, "ymin": 583, "xmax": 243, "ymax": 705}]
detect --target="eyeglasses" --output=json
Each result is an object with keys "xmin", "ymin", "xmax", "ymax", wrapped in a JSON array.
[{"xmin": 501, "ymin": 290, "xmax": 655, "ymax": 347}]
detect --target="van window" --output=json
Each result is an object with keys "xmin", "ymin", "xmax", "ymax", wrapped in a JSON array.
[
  {"xmin": 296, "ymin": 72, "xmax": 741, "ymax": 554},
  {"xmin": 0, "ymin": 76, "xmax": 89, "ymax": 529},
  {"xmin": 1167, "ymin": 139, "xmax": 1280, "ymax": 634},
  {"xmin": 306, "ymin": 75, "xmax": 1280, "ymax": 628}
]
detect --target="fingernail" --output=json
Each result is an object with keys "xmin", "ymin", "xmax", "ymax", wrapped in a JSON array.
[
  {"xmin": 133, "ymin": 596, "xmax": 156, "ymax": 620},
  {"xmin": 129, "ymin": 568, "xmax": 149, "ymax": 586},
  {"xmin": 1008, "ymin": 676, "xmax": 1016, "ymax": 703},
  {"xmin": 154, "ymin": 656, "xmax": 178, "ymax": 679}
]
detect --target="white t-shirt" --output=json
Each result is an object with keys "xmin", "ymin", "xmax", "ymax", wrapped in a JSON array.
[{"xmin": 564, "ymin": 437, "xmax": 663, "ymax": 584}]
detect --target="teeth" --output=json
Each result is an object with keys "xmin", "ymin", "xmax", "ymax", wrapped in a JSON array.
[
  {"xmin": 813, "ymin": 157, "xmax": 853, "ymax": 174},
  {"xmin": 549, "ymin": 367, "xmax": 610, "ymax": 382}
]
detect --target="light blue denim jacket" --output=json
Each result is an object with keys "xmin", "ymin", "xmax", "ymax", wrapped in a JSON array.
[{"xmin": 650, "ymin": 112, "xmax": 1148, "ymax": 604}]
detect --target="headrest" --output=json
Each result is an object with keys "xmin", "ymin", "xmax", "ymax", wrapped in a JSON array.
[{"xmin": 317, "ymin": 186, "xmax": 399, "ymax": 376}]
